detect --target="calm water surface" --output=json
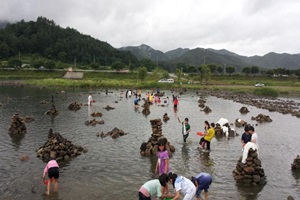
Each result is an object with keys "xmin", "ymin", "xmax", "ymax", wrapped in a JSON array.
[{"xmin": 0, "ymin": 86, "xmax": 299, "ymax": 200}]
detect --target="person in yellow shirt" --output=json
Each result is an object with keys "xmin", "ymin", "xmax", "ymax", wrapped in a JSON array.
[{"xmin": 199, "ymin": 121, "xmax": 215, "ymax": 150}]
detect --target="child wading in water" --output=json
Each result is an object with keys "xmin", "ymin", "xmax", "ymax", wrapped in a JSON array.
[
  {"xmin": 155, "ymin": 138, "xmax": 170, "ymax": 175},
  {"xmin": 177, "ymin": 117, "xmax": 191, "ymax": 143},
  {"xmin": 42, "ymin": 158, "xmax": 59, "ymax": 195}
]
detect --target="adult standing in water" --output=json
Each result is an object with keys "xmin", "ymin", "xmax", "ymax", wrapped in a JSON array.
[
  {"xmin": 88, "ymin": 94, "xmax": 93, "ymax": 105},
  {"xmin": 177, "ymin": 117, "xmax": 191, "ymax": 143}
]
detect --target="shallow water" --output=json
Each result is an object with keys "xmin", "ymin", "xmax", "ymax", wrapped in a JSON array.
[{"xmin": 0, "ymin": 86, "xmax": 299, "ymax": 200}]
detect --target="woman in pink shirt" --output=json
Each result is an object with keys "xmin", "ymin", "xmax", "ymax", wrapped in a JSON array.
[{"xmin": 42, "ymin": 158, "xmax": 59, "ymax": 195}]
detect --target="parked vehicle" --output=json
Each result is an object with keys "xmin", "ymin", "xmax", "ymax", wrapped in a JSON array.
[
  {"xmin": 158, "ymin": 79, "xmax": 174, "ymax": 83},
  {"xmin": 255, "ymin": 83, "xmax": 265, "ymax": 87}
]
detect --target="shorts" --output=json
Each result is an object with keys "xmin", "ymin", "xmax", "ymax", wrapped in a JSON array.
[{"xmin": 48, "ymin": 167, "xmax": 59, "ymax": 179}]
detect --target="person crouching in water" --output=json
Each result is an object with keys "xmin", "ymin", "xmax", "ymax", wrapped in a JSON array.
[
  {"xmin": 42, "ymin": 157, "xmax": 59, "ymax": 195},
  {"xmin": 168, "ymin": 172, "xmax": 196, "ymax": 200},
  {"xmin": 191, "ymin": 172, "xmax": 212, "ymax": 200},
  {"xmin": 138, "ymin": 173, "xmax": 173, "ymax": 200}
]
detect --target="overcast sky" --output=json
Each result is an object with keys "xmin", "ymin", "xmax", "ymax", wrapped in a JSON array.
[{"xmin": 1, "ymin": 0, "xmax": 300, "ymax": 56}]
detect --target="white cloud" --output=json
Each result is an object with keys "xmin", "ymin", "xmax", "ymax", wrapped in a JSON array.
[{"xmin": 1, "ymin": 0, "xmax": 300, "ymax": 56}]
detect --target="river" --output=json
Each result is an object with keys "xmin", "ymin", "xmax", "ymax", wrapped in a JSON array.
[{"xmin": 0, "ymin": 85, "xmax": 299, "ymax": 200}]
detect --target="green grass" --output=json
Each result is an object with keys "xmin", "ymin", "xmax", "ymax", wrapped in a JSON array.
[{"xmin": 1, "ymin": 69, "xmax": 300, "ymax": 96}]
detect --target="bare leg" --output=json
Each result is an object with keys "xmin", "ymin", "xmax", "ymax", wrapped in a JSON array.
[
  {"xmin": 204, "ymin": 192, "xmax": 209, "ymax": 200},
  {"xmin": 54, "ymin": 179, "xmax": 58, "ymax": 192},
  {"xmin": 46, "ymin": 180, "xmax": 50, "ymax": 195}
]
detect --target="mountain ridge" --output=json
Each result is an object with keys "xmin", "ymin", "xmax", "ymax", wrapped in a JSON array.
[{"xmin": 119, "ymin": 44, "xmax": 300, "ymax": 70}]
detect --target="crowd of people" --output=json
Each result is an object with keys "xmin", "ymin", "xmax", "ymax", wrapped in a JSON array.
[{"xmin": 43, "ymin": 90, "xmax": 258, "ymax": 199}]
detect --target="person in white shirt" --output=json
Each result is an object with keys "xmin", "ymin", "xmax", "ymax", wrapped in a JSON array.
[
  {"xmin": 168, "ymin": 172, "xmax": 196, "ymax": 200},
  {"xmin": 88, "ymin": 94, "xmax": 93, "ymax": 105},
  {"xmin": 249, "ymin": 126, "xmax": 258, "ymax": 149}
]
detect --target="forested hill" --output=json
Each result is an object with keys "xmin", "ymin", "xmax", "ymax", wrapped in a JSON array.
[{"xmin": 0, "ymin": 17, "xmax": 138, "ymax": 66}]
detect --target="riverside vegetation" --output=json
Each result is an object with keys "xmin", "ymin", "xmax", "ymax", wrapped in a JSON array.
[{"xmin": 0, "ymin": 69, "xmax": 300, "ymax": 97}]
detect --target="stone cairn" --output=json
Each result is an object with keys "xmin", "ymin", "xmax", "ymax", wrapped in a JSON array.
[
  {"xmin": 235, "ymin": 119, "xmax": 248, "ymax": 127},
  {"xmin": 202, "ymin": 106, "xmax": 212, "ymax": 114},
  {"xmin": 8, "ymin": 113, "xmax": 26, "ymax": 135},
  {"xmin": 91, "ymin": 112, "xmax": 103, "ymax": 117},
  {"xmin": 251, "ymin": 114, "xmax": 272, "ymax": 123},
  {"xmin": 103, "ymin": 105, "xmax": 115, "ymax": 111},
  {"xmin": 68, "ymin": 102, "xmax": 81, "ymax": 111},
  {"xmin": 291, "ymin": 155, "xmax": 300, "ymax": 171},
  {"xmin": 84, "ymin": 118, "xmax": 104, "ymax": 126},
  {"xmin": 233, "ymin": 148, "xmax": 266, "ymax": 185},
  {"xmin": 97, "ymin": 127, "xmax": 128, "ymax": 139},
  {"xmin": 163, "ymin": 113, "xmax": 170, "ymax": 122},
  {"xmin": 140, "ymin": 118, "xmax": 175, "ymax": 157},
  {"xmin": 142, "ymin": 99, "xmax": 150, "ymax": 116},
  {"xmin": 239, "ymin": 106, "xmax": 250, "ymax": 114},
  {"xmin": 198, "ymin": 99, "xmax": 206, "ymax": 108},
  {"xmin": 45, "ymin": 104, "xmax": 59, "ymax": 116},
  {"xmin": 36, "ymin": 128, "xmax": 87, "ymax": 162}
]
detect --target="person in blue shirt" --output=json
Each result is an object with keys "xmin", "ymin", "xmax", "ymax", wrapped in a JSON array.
[
  {"xmin": 134, "ymin": 98, "xmax": 140, "ymax": 107},
  {"xmin": 191, "ymin": 173, "xmax": 212, "ymax": 200},
  {"xmin": 241, "ymin": 125, "xmax": 252, "ymax": 148}
]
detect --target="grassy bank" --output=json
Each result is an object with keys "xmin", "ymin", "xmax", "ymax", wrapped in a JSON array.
[{"xmin": 1, "ymin": 69, "xmax": 299, "ymax": 96}]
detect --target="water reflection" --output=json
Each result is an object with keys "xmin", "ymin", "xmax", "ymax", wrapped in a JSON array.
[
  {"xmin": 292, "ymin": 170, "xmax": 300, "ymax": 180},
  {"xmin": 236, "ymin": 183, "xmax": 265, "ymax": 200},
  {"xmin": 181, "ymin": 144, "xmax": 190, "ymax": 173},
  {"xmin": 9, "ymin": 133, "xmax": 25, "ymax": 147}
]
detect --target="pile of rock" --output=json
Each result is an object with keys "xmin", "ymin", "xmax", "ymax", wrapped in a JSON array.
[
  {"xmin": 233, "ymin": 149, "xmax": 266, "ymax": 185},
  {"xmin": 103, "ymin": 105, "xmax": 115, "ymax": 111},
  {"xmin": 239, "ymin": 106, "xmax": 250, "ymax": 114},
  {"xmin": 202, "ymin": 106, "xmax": 212, "ymax": 113},
  {"xmin": 97, "ymin": 127, "xmax": 128, "ymax": 139},
  {"xmin": 142, "ymin": 100, "xmax": 150, "ymax": 116},
  {"xmin": 235, "ymin": 118, "xmax": 248, "ymax": 127},
  {"xmin": 84, "ymin": 118, "xmax": 104, "ymax": 126},
  {"xmin": 68, "ymin": 102, "xmax": 81, "ymax": 111},
  {"xmin": 45, "ymin": 104, "xmax": 59, "ymax": 116},
  {"xmin": 198, "ymin": 99, "xmax": 206, "ymax": 108},
  {"xmin": 21, "ymin": 115, "xmax": 35, "ymax": 123},
  {"xmin": 91, "ymin": 112, "xmax": 103, "ymax": 117},
  {"xmin": 140, "ymin": 119, "xmax": 175, "ymax": 157},
  {"xmin": 36, "ymin": 128, "xmax": 87, "ymax": 162},
  {"xmin": 251, "ymin": 114, "xmax": 272, "ymax": 123},
  {"xmin": 291, "ymin": 155, "xmax": 300, "ymax": 170},
  {"xmin": 8, "ymin": 113, "xmax": 26, "ymax": 135},
  {"xmin": 163, "ymin": 113, "xmax": 170, "ymax": 122}
]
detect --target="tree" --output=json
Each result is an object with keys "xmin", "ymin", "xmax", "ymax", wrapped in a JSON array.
[
  {"xmin": 242, "ymin": 67, "xmax": 251, "ymax": 75},
  {"xmin": 251, "ymin": 66, "xmax": 259, "ymax": 74},
  {"xmin": 111, "ymin": 60, "xmax": 123, "ymax": 71},
  {"xmin": 44, "ymin": 60, "xmax": 55, "ymax": 71},
  {"xmin": 137, "ymin": 67, "xmax": 147, "ymax": 81},
  {"xmin": 226, "ymin": 66, "xmax": 235, "ymax": 74},
  {"xmin": 8, "ymin": 58, "xmax": 22, "ymax": 68},
  {"xmin": 200, "ymin": 64, "xmax": 211, "ymax": 84},
  {"xmin": 217, "ymin": 66, "xmax": 223, "ymax": 74},
  {"xmin": 140, "ymin": 58, "xmax": 154, "ymax": 71},
  {"xmin": 207, "ymin": 64, "xmax": 217, "ymax": 73},
  {"xmin": 31, "ymin": 59, "xmax": 45, "ymax": 69},
  {"xmin": 175, "ymin": 68, "xmax": 182, "ymax": 83},
  {"xmin": 90, "ymin": 63, "xmax": 99, "ymax": 70}
]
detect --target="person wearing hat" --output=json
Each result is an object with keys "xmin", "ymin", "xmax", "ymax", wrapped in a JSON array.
[
  {"xmin": 191, "ymin": 173, "xmax": 212, "ymax": 200},
  {"xmin": 168, "ymin": 172, "xmax": 196, "ymax": 200},
  {"xmin": 138, "ymin": 173, "xmax": 173, "ymax": 200}
]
